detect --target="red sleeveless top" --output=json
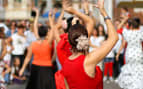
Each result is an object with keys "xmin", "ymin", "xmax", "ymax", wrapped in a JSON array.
[{"xmin": 62, "ymin": 55, "xmax": 103, "ymax": 89}]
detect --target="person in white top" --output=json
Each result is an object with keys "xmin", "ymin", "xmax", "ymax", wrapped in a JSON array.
[
  {"xmin": 0, "ymin": 27, "xmax": 9, "ymax": 88},
  {"xmin": 89, "ymin": 27, "xmax": 105, "ymax": 52},
  {"xmin": 96, "ymin": 24, "xmax": 106, "ymax": 70},
  {"xmin": 3, "ymin": 38, "xmax": 13, "ymax": 66},
  {"xmin": 116, "ymin": 17, "xmax": 143, "ymax": 89},
  {"xmin": 113, "ymin": 19, "xmax": 126, "ymax": 78},
  {"xmin": 89, "ymin": 27, "xmax": 98, "ymax": 52},
  {"xmin": 24, "ymin": 23, "xmax": 37, "ymax": 48},
  {"xmin": 9, "ymin": 25, "xmax": 26, "ymax": 68}
]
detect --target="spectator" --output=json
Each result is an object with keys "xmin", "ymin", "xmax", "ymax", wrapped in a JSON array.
[
  {"xmin": 113, "ymin": 20, "xmax": 125, "ymax": 78},
  {"xmin": 24, "ymin": 23, "xmax": 36, "ymax": 48},
  {"xmin": 0, "ymin": 27, "xmax": 9, "ymax": 88},
  {"xmin": 0, "ymin": 20, "xmax": 9, "ymax": 34},
  {"xmin": 11, "ymin": 57, "xmax": 26, "ymax": 84},
  {"xmin": 6, "ymin": 21, "xmax": 17, "ymax": 37},
  {"xmin": 96, "ymin": 24, "xmax": 106, "ymax": 70},
  {"xmin": 89, "ymin": 26, "xmax": 98, "ymax": 52},
  {"xmin": 3, "ymin": 38, "xmax": 13, "ymax": 83},
  {"xmin": 9, "ymin": 25, "xmax": 26, "ymax": 68}
]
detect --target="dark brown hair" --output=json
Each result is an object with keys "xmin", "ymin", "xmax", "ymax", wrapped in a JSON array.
[
  {"xmin": 132, "ymin": 17, "xmax": 140, "ymax": 29},
  {"xmin": 97, "ymin": 24, "xmax": 106, "ymax": 37},
  {"xmin": 17, "ymin": 25, "xmax": 25, "ymax": 29},
  {"xmin": 68, "ymin": 24, "xmax": 88, "ymax": 53}
]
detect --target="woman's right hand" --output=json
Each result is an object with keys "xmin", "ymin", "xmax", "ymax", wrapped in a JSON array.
[
  {"xmin": 93, "ymin": 0, "xmax": 104, "ymax": 10},
  {"xmin": 19, "ymin": 68, "xmax": 24, "ymax": 77},
  {"xmin": 62, "ymin": 0, "xmax": 73, "ymax": 13}
]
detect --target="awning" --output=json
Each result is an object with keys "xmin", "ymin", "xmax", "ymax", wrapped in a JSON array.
[{"xmin": 116, "ymin": 0, "xmax": 143, "ymax": 8}]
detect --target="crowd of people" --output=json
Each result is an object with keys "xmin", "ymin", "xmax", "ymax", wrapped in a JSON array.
[{"xmin": 0, "ymin": 0, "xmax": 143, "ymax": 89}]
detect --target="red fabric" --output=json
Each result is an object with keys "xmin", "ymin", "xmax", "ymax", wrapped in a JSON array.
[
  {"xmin": 104, "ymin": 63, "xmax": 109, "ymax": 76},
  {"xmin": 56, "ymin": 33, "xmax": 72, "ymax": 66},
  {"xmin": 109, "ymin": 62, "xmax": 113, "ymax": 77},
  {"xmin": 62, "ymin": 55, "xmax": 103, "ymax": 89},
  {"xmin": 55, "ymin": 71, "xmax": 66, "ymax": 89},
  {"xmin": 117, "ymin": 28, "xmax": 123, "ymax": 34},
  {"xmin": 104, "ymin": 62, "xmax": 113, "ymax": 77}
]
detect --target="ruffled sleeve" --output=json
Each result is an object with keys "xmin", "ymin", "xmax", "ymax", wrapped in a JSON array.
[
  {"xmin": 56, "ymin": 33, "xmax": 72, "ymax": 67},
  {"xmin": 55, "ymin": 70, "xmax": 66, "ymax": 89}
]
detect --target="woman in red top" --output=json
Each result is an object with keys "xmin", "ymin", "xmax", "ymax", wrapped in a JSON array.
[
  {"xmin": 19, "ymin": 8, "xmax": 56, "ymax": 89},
  {"xmin": 54, "ymin": 0, "xmax": 119, "ymax": 89}
]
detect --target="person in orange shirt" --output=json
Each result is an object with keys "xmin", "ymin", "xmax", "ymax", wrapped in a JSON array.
[{"xmin": 19, "ymin": 8, "xmax": 56, "ymax": 89}]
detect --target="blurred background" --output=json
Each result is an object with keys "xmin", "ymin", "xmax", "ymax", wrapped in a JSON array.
[
  {"xmin": 0, "ymin": 0, "xmax": 143, "ymax": 89},
  {"xmin": 0, "ymin": 0, "xmax": 143, "ymax": 23}
]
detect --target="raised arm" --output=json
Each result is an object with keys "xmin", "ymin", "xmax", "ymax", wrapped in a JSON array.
[
  {"xmin": 82, "ymin": 0, "xmax": 89, "ymax": 15},
  {"xmin": 63, "ymin": 0, "xmax": 94, "ymax": 37},
  {"xmin": 56, "ymin": 10, "xmax": 65, "ymax": 29},
  {"xmin": 54, "ymin": 10, "xmax": 65, "ymax": 43},
  {"xmin": 117, "ymin": 16, "xmax": 129, "ymax": 30},
  {"xmin": 19, "ymin": 45, "xmax": 32, "ymax": 76},
  {"xmin": 47, "ymin": 11, "xmax": 55, "ymax": 46},
  {"xmin": 33, "ymin": 8, "xmax": 40, "ymax": 39},
  {"xmin": 86, "ymin": 0, "xmax": 118, "ymax": 66}
]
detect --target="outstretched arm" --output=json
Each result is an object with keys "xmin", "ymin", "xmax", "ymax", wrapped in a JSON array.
[
  {"xmin": 47, "ymin": 11, "xmax": 55, "ymax": 46},
  {"xmin": 56, "ymin": 10, "xmax": 65, "ymax": 29},
  {"xmin": 63, "ymin": 0, "xmax": 94, "ymax": 37},
  {"xmin": 117, "ymin": 16, "xmax": 129, "ymax": 30},
  {"xmin": 54, "ymin": 10, "xmax": 65, "ymax": 43},
  {"xmin": 82, "ymin": 0, "xmax": 89, "ymax": 15},
  {"xmin": 86, "ymin": 0, "xmax": 118, "ymax": 66},
  {"xmin": 33, "ymin": 8, "xmax": 40, "ymax": 39},
  {"xmin": 19, "ymin": 45, "xmax": 32, "ymax": 76}
]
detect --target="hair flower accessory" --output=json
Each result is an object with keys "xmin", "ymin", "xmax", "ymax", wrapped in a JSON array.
[{"xmin": 76, "ymin": 35, "xmax": 89, "ymax": 50}]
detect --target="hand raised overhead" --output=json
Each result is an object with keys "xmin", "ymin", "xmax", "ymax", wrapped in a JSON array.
[
  {"xmin": 62, "ymin": 0, "xmax": 73, "ymax": 13},
  {"xmin": 32, "ymin": 7, "xmax": 39, "ymax": 14},
  {"xmin": 93, "ymin": 0, "xmax": 104, "ymax": 10}
]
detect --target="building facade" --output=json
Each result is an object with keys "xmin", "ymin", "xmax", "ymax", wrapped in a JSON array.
[{"xmin": 0, "ymin": 0, "xmax": 113, "ymax": 21}]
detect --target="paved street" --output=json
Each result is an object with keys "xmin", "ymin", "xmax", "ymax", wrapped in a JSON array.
[{"xmin": 8, "ymin": 82, "xmax": 122, "ymax": 89}]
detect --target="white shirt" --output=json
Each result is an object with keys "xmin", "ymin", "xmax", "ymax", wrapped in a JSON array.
[
  {"xmin": 114, "ymin": 34, "xmax": 124, "ymax": 54},
  {"xmin": 12, "ymin": 33, "xmax": 26, "ymax": 55},
  {"xmin": 24, "ymin": 30, "xmax": 36, "ymax": 47},
  {"xmin": 0, "ymin": 23, "xmax": 9, "ymax": 34},
  {"xmin": 106, "ymin": 48, "xmax": 115, "ymax": 58},
  {"xmin": 89, "ymin": 36, "xmax": 105, "ymax": 52}
]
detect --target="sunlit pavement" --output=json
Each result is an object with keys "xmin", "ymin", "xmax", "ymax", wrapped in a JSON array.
[
  {"xmin": 8, "ymin": 82, "xmax": 122, "ymax": 89},
  {"xmin": 8, "ymin": 83, "xmax": 26, "ymax": 89},
  {"xmin": 104, "ymin": 81, "xmax": 122, "ymax": 89}
]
